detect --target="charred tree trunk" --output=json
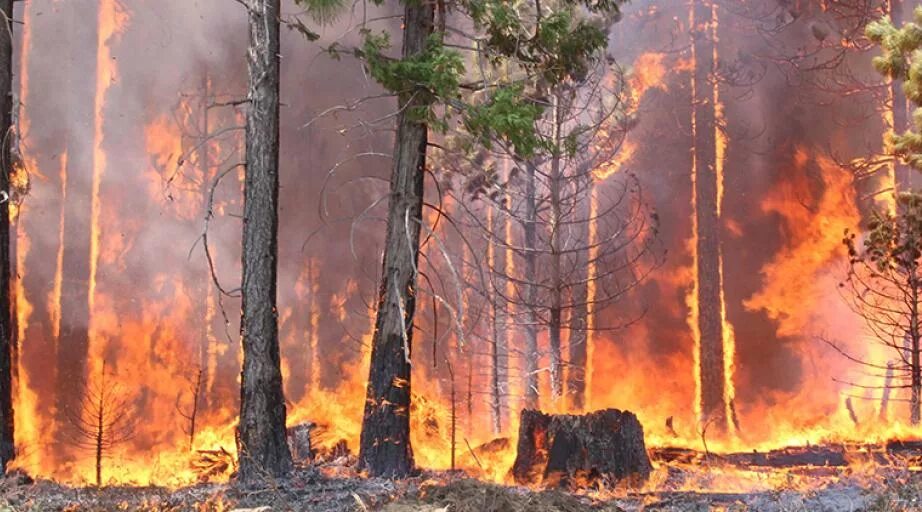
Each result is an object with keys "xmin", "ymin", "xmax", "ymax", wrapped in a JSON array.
[
  {"xmin": 522, "ymin": 162, "xmax": 539, "ymax": 410},
  {"xmin": 0, "ymin": 0, "xmax": 14, "ymax": 473},
  {"xmin": 567, "ymin": 180, "xmax": 591, "ymax": 411},
  {"xmin": 512, "ymin": 409, "xmax": 652, "ymax": 487},
  {"xmin": 58, "ymin": 0, "xmax": 97, "ymax": 435},
  {"xmin": 358, "ymin": 2, "xmax": 435, "ymax": 478},
  {"xmin": 237, "ymin": 0, "xmax": 293, "ymax": 483},
  {"xmin": 692, "ymin": 1, "xmax": 728, "ymax": 432}
]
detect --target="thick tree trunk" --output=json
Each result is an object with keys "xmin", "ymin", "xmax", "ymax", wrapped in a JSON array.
[
  {"xmin": 237, "ymin": 0, "xmax": 293, "ymax": 483},
  {"xmin": 522, "ymin": 163, "xmax": 540, "ymax": 410},
  {"xmin": 358, "ymin": 2, "xmax": 435, "ymax": 478},
  {"xmin": 0, "ymin": 0, "xmax": 14, "ymax": 473},
  {"xmin": 57, "ymin": 0, "xmax": 97, "ymax": 435},
  {"xmin": 692, "ymin": 1, "xmax": 727, "ymax": 432},
  {"xmin": 567, "ymin": 181, "xmax": 591, "ymax": 411}
]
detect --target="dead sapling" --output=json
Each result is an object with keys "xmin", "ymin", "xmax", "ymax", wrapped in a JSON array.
[
  {"xmin": 64, "ymin": 361, "xmax": 137, "ymax": 486},
  {"xmin": 176, "ymin": 366, "xmax": 204, "ymax": 451}
]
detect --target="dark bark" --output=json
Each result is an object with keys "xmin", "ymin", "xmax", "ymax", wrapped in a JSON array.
[
  {"xmin": 0, "ymin": 0, "xmax": 13, "ymax": 473},
  {"xmin": 511, "ymin": 409, "xmax": 652, "ymax": 487},
  {"xmin": 692, "ymin": 1, "xmax": 728, "ymax": 432},
  {"xmin": 566, "ymin": 184, "xmax": 591, "ymax": 411},
  {"xmin": 650, "ymin": 445, "xmax": 847, "ymax": 468},
  {"xmin": 358, "ymin": 1, "xmax": 436, "ymax": 478},
  {"xmin": 522, "ymin": 163, "xmax": 539, "ymax": 410},
  {"xmin": 57, "ymin": 0, "xmax": 97, "ymax": 435},
  {"xmin": 237, "ymin": 0, "xmax": 293, "ymax": 483}
]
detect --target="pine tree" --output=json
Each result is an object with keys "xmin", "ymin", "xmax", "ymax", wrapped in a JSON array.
[{"xmin": 237, "ymin": 0, "xmax": 293, "ymax": 483}]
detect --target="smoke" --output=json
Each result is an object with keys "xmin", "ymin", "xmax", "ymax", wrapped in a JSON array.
[
  {"xmin": 591, "ymin": 0, "xmax": 890, "ymax": 443},
  {"xmin": 10, "ymin": 0, "xmax": 907, "ymax": 483}
]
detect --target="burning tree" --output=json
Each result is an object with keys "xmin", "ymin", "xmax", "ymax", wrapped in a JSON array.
[
  {"xmin": 449, "ymin": 62, "xmax": 661, "ymax": 416},
  {"xmin": 834, "ymin": 8, "xmax": 922, "ymax": 425},
  {"xmin": 842, "ymin": 194, "xmax": 922, "ymax": 424},
  {"xmin": 64, "ymin": 362, "xmax": 137, "ymax": 486},
  {"xmin": 0, "ymin": 0, "xmax": 14, "ymax": 474},
  {"xmin": 317, "ymin": 0, "xmax": 629, "ymax": 476}
]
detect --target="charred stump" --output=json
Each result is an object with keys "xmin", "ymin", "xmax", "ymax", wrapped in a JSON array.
[
  {"xmin": 512, "ymin": 409, "xmax": 652, "ymax": 487},
  {"xmin": 286, "ymin": 422, "xmax": 314, "ymax": 463}
]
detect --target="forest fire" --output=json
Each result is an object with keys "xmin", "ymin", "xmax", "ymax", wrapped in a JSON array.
[{"xmin": 2, "ymin": 0, "xmax": 922, "ymax": 510}]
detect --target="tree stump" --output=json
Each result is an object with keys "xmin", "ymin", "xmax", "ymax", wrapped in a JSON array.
[
  {"xmin": 286, "ymin": 422, "xmax": 315, "ymax": 463},
  {"xmin": 511, "ymin": 408, "xmax": 652, "ymax": 487}
]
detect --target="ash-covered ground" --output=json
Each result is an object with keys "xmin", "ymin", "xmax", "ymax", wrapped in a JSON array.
[{"xmin": 0, "ymin": 463, "xmax": 918, "ymax": 511}]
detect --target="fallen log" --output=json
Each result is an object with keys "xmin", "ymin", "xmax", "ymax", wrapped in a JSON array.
[
  {"xmin": 650, "ymin": 445, "xmax": 848, "ymax": 467},
  {"xmin": 644, "ymin": 440, "xmax": 922, "ymax": 469},
  {"xmin": 511, "ymin": 408, "xmax": 652, "ymax": 487},
  {"xmin": 885, "ymin": 439, "xmax": 922, "ymax": 453}
]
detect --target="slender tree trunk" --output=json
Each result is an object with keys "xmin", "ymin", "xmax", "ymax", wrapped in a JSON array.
[
  {"xmin": 881, "ymin": 361, "xmax": 894, "ymax": 421},
  {"xmin": 548, "ymin": 98, "xmax": 564, "ymax": 401},
  {"xmin": 692, "ymin": 1, "xmax": 727, "ymax": 432},
  {"xmin": 237, "ymin": 0, "xmax": 293, "ymax": 483},
  {"xmin": 567, "ymin": 178, "xmax": 591, "ymax": 411},
  {"xmin": 199, "ymin": 70, "xmax": 215, "ymax": 413},
  {"xmin": 306, "ymin": 259, "xmax": 318, "ymax": 395},
  {"xmin": 358, "ymin": 1, "xmax": 435, "ymax": 478},
  {"xmin": 911, "ymin": 348, "xmax": 920, "ymax": 426},
  {"xmin": 910, "ymin": 280, "xmax": 920, "ymax": 425},
  {"xmin": 57, "ymin": 0, "xmax": 97, "ymax": 434},
  {"xmin": 488, "ymin": 207, "xmax": 507, "ymax": 433},
  {"xmin": 0, "ymin": 0, "xmax": 14, "ymax": 474},
  {"xmin": 522, "ymin": 163, "xmax": 539, "ymax": 410},
  {"xmin": 891, "ymin": 0, "xmax": 910, "ymax": 191},
  {"xmin": 95, "ymin": 394, "xmax": 103, "ymax": 486}
]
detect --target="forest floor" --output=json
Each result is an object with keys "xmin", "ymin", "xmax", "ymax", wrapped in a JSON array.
[{"xmin": 0, "ymin": 463, "xmax": 917, "ymax": 511}]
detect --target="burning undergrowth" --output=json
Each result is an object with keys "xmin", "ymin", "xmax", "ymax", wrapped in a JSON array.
[{"xmin": 7, "ymin": 0, "xmax": 922, "ymax": 501}]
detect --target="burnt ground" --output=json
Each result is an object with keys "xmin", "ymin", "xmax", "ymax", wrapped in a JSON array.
[{"xmin": 0, "ymin": 464, "xmax": 918, "ymax": 511}]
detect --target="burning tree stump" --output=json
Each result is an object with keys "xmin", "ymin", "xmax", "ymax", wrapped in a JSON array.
[
  {"xmin": 286, "ymin": 423, "xmax": 315, "ymax": 463},
  {"xmin": 512, "ymin": 409, "xmax": 652, "ymax": 487}
]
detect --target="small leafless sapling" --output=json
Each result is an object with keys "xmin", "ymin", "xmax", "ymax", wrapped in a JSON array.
[
  {"xmin": 65, "ymin": 361, "xmax": 137, "ymax": 486},
  {"xmin": 176, "ymin": 366, "xmax": 204, "ymax": 451}
]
